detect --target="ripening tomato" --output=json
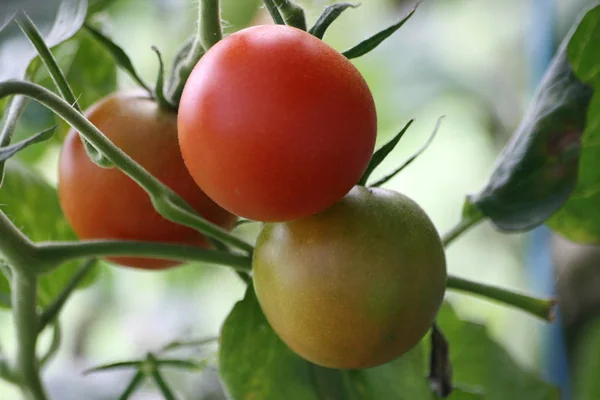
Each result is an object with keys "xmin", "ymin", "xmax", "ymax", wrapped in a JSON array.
[
  {"xmin": 178, "ymin": 25, "xmax": 377, "ymax": 222},
  {"xmin": 58, "ymin": 92, "xmax": 237, "ymax": 269},
  {"xmin": 253, "ymin": 186, "xmax": 447, "ymax": 369}
]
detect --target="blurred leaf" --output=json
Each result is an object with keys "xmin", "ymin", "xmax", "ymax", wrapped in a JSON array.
[
  {"xmin": 84, "ymin": 23, "xmax": 151, "ymax": 94},
  {"xmin": 573, "ymin": 316, "xmax": 600, "ymax": 400},
  {"xmin": 0, "ymin": 161, "xmax": 98, "ymax": 308},
  {"xmin": 87, "ymin": 0, "xmax": 119, "ymax": 15},
  {"xmin": 342, "ymin": 3, "xmax": 418, "ymax": 59},
  {"xmin": 309, "ymin": 2, "xmax": 358, "ymax": 40},
  {"xmin": 0, "ymin": 125, "xmax": 55, "ymax": 162},
  {"xmin": 468, "ymin": 20, "xmax": 593, "ymax": 232},
  {"xmin": 0, "ymin": 0, "xmax": 87, "ymax": 120},
  {"xmin": 219, "ymin": 287, "xmax": 435, "ymax": 400},
  {"xmin": 447, "ymin": 386, "xmax": 485, "ymax": 400},
  {"xmin": 547, "ymin": 5, "xmax": 600, "ymax": 243},
  {"xmin": 437, "ymin": 302, "xmax": 559, "ymax": 400},
  {"xmin": 359, "ymin": 119, "xmax": 414, "ymax": 186}
]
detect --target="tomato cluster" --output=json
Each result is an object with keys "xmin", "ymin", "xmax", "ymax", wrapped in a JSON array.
[{"xmin": 58, "ymin": 25, "xmax": 446, "ymax": 369}]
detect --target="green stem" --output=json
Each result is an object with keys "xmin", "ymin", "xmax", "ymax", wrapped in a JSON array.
[
  {"xmin": 442, "ymin": 214, "xmax": 484, "ymax": 247},
  {"xmin": 11, "ymin": 269, "xmax": 48, "ymax": 400},
  {"xmin": 37, "ymin": 260, "xmax": 96, "ymax": 332},
  {"xmin": 37, "ymin": 240, "xmax": 252, "ymax": 273},
  {"xmin": 447, "ymin": 275, "xmax": 556, "ymax": 321},
  {"xmin": 0, "ymin": 95, "xmax": 28, "ymax": 148},
  {"xmin": 39, "ymin": 322, "xmax": 61, "ymax": 367},
  {"xmin": 273, "ymin": 0, "xmax": 307, "ymax": 30},
  {"xmin": 263, "ymin": 0, "xmax": 285, "ymax": 24},
  {"xmin": 199, "ymin": 0, "xmax": 222, "ymax": 50},
  {"xmin": 0, "ymin": 210, "xmax": 39, "ymax": 269},
  {"xmin": 0, "ymin": 95, "xmax": 28, "ymax": 185},
  {"xmin": 0, "ymin": 80, "xmax": 252, "ymax": 253},
  {"xmin": 15, "ymin": 12, "xmax": 81, "ymax": 113}
]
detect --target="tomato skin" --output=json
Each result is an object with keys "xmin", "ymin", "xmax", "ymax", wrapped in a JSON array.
[
  {"xmin": 252, "ymin": 186, "xmax": 447, "ymax": 369},
  {"xmin": 58, "ymin": 92, "xmax": 237, "ymax": 269},
  {"xmin": 178, "ymin": 25, "xmax": 377, "ymax": 222}
]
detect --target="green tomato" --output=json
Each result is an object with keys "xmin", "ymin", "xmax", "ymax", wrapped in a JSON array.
[{"xmin": 252, "ymin": 186, "xmax": 447, "ymax": 369}]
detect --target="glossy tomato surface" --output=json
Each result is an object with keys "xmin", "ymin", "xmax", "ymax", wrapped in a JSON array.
[
  {"xmin": 178, "ymin": 25, "xmax": 377, "ymax": 222},
  {"xmin": 58, "ymin": 92, "xmax": 237, "ymax": 269},
  {"xmin": 253, "ymin": 186, "xmax": 447, "ymax": 369}
]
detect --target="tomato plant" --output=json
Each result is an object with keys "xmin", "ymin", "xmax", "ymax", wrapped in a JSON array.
[
  {"xmin": 178, "ymin": 24, "xmax": 377, "ymax": 222},
  {"xmin": 0, "ymin": 1, "xmax": 599, "ymax": 400},
  {"xmin": 58, "ymin": 92, "xmax": 238, "ymax": 269},
  {"xmin": 253, "ymin": 186, "xmax": 446, "ymax": 369}
]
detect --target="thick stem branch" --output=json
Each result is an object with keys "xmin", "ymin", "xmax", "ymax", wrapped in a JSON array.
[
  {"xmin": 11, "ymin": 269, "xmax": 48, "ymax": 400},
  {"xmin": 0, "ymin": 210, "xmax": 39, "ymax": 269},
  {"xmin": 37, "ymin": 240, "xmax": 252, "ymax": 273},
  {"xmin": 447, "ymin": 275, "xmax": 556, "ymax": 321},
  {"xmin": 199, "ymin": 0, "xmax": 222, "ymax": 50}
]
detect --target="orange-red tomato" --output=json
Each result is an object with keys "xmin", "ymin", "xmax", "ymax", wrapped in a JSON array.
[
  {"xmin": 253, "ymin": 186, "xmax": 447, "ymax": 369},
  {"xmin": 178, "ymin": 25, "xmax": 377, "ymax": 222},
  {"xmin": 58, "ymin": 92, "xmax": 237, "ymax": 269}
]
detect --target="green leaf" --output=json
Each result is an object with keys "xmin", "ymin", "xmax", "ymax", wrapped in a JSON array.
[
  {"xmin": 359, "ymin": 119, "xmax": 414, "ymax": 186},
  {"xmin": 84, "ymin": 23, "xmax": 151, "ymax": 94},
  {"xmin": 342, "ymin": 3, "xmax": 418, "ymax": 60},
  {"xmin": 309, "ymin": 3, "xmax": 358, "ymax": 40},
  {"xmin": 370, "ymin": 117, "xmax": 443, "ymax": 188},
  {"xmin": 0, "ymin": 161, "xmax": 98, "ymax": 308},
  {"xmin": 0, "ymin": 125, "xmax": 55, "ymax": 162},
  {"xmin": 219, "ymin": 286, "xmax": 435, "ymax": 400},
  {"xmin": 468, "ymin": 20, "xmax": 594, "ymax": 232},
  {"xmin": 547, "ymin": 5, "xmax": 600, "ymax": 243},
  {"xmin": 437, "ymin": 302, "xmax": 559, "ymax": 400},
  {"xmin": 118, "ymin": 370, "xmax": 145, "ymax": 400}
]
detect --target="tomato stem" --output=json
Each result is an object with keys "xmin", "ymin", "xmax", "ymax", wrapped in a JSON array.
[
  {"xmin": 446, "ymin": 275, "xmax": 556, "ymax": 321},
  {"xmin": 263, "ymin": 0, "xmax": 285, "ymax": 25},
  {"xmin": 273, "ymin": 0, "xmax": 308, "ymax": 30},
  {"xmin": 16, "ymin": 12, "xmax": 82, "ymax": 113},
  {"xmin": 37, "ymin": 240, "xmax": 252, "ymax": 273},
  {"xmin": 0, "ymin": 80, "xmax": 253, "ymax": 254},
  {"xmin": 199, "ymin": 0, "xmax": 223, "ymax": 50},
  {"xmin": 441, "ymin": 213, "xmax": 484, "ymax": 248},
  {"xmin": 0, "ymin": 210, "xmax": 40, "ymax": 270},
  {"xmin": 11, "ymin": 269, "xmax": 49, "ymax": 400}
]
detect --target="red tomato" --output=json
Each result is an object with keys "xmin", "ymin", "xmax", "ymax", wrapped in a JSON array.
[
  {"xmin": 178, "ymin": 25, "xmax": 377, "ymax": 222},
  {"xmin": 58, "ymin": 92, "xmax": 238, "ymax": 269}
]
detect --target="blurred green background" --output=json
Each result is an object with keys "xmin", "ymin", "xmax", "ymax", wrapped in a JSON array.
[{"xmin": 0, "ymin": 0, "xmax": 593, "ymax": 398}]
